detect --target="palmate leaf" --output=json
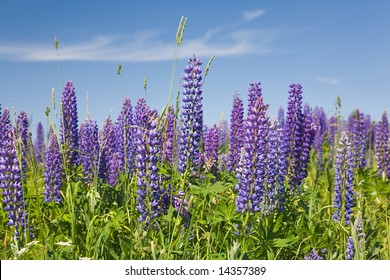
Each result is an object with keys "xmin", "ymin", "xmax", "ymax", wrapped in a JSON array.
[
  {"xmin": 190, "ymin": 181, "xmax": 231, "ymax": 196},
  {"xmin": 273, "ymin": 236, "xmax": 299, "ymax": 248},
  {"xmin": 214, "ymin": 200, "xmax": 238, "ymax": 222}
]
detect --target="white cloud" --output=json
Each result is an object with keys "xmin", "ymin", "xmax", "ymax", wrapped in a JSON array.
[
  {"xmin": 315, "ymin": 76, "xmax": 340, "ymax": 85},
  {"xmin": 242, "ymin": 9, "xmax": 266, "ymax": 22},
  {"xmin": 0, "ymin": 27, "xmax": 280, "ymax": 62}
]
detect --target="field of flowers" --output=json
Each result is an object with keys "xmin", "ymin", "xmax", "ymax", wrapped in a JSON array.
[{"xmin": 1, "ymin": 29, "xmax": 389, "ymax": 260}]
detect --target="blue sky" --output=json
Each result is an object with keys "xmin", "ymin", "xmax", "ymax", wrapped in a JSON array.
[{"xmin": 1, "ymin": 0, "xmax": 390, "ymax": 132}]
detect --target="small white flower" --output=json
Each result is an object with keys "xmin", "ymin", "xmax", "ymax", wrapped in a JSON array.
[{"xmin": 56, "ymin": 241, "xmax": 72, "ymax": 246}]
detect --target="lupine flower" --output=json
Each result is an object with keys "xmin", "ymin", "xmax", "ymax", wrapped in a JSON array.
[
  {"xmin": 375, "ymin": 111, "xmax": 389, "ymax": 178},
  {"xmin": 163, "ymin": 105, "xmax": 175, "ymax": 164},
  {"xmin": 276, "ymin": 127, "xmax": 288, "ymax": 211},
  {"xmin": 134, "ymin": 98, "xmax": 154, "ymax": 223},
  {"xmin": 299, "ymin": 108, "xmax": 316, "ymax": 182},
  {"xmin": 204, "ymin": 125, "xmax": 219, "ymax": 174},
  {"xmin": 0, "ymin": 107, "xmax": 11, "ymax": 150},
  {"xmin": 304, "ymin": 249, "xmax": 326, "ymax": 260},
  {"xmin": 332, "ymin": 132, "xmax": 355, "ymax": 225},
  {"xmin": 108, "ymin": 151, "xmax": 123, "ymax": 187},
  {"xmin": 0, "ymin": 111, "xmax": 31, "ymax": 239},
  {"xmin": 346, "ymin": 236, "xmax": 355, "ymax": 260},
  {"xmin": 264, "ymin": 120, "xmax": 278, "ymax": 213},
  {"xmin": 350, "ymin": 109, "xmax": 366, "ymax": 169},
  {"xmin": 178, "ymin": 55, "xmax": 203, "ymax": 174},
  {"xmin": 250, "ymin": 84, "xmax": 269, "ymax": 214},
  {"xmin": 79, "ymin": 120, "xmax": 99, "ymax": 183},
  {"xmin": 264, "ymin": 119, "xmax": 286, "ymax": 213},
  {"xmin": 60, "ymin": 80, "xmax": 79, "ymax": 166},
  {"xmin": 34, "ymin": 122, "xmax": 45, "ymax": 163},
  {"xmin": 117, "ymin": 97, "xmax": 134, "ymax": 174},
  {"xmin": 134, "ymin": 101, "xmax": 166, "ymax": 224},
  {"xmin": 283, "ymin": 83, "xmax": 305, "ymax": 194},
  {"xmin": 99, "ymin": 117, "xmax": 118, "ymax": 185},
  {"xmin": 344, "ymin": 173, "xmax": 354, "ymax": 225},
  {"xmin": 147, "ymin": 119, "xmax": 164, "ymax": 220},
  {"xmin": 134, "ymin": 99, "xmax": 150, "ymax": 222},
  {"xmin": 227, "ymin": 95, "xmax": 244, "ymax": 172},
  {"xmin": 16, "ymin": 111, "xmax": 29, "ymax": 180},
  {"xmin": 235, "ymin": 82, "xmax": 269, "ymax": 213},
  {"xmin": 44, "ymin": 131, "xmax": 63, "ymax": 203}
]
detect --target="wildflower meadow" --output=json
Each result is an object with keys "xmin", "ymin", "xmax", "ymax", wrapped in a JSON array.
[{"xmin": 0, "ymin": 19, "xmax": 389, "ymax": 261}]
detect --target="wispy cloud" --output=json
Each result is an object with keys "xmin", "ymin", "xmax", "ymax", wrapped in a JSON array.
[
  {"xmin": 242, "ymin": 9, "xmax": 266, "ymax": 22},
  {"xmin": 315, "ymin": 76, "xmax": 340, "ymax": 85},
  {"xmin": 0, "ymin": 27, "xmax": 280, "ymax": 62}
]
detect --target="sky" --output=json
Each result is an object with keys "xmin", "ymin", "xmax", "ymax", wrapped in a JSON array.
[{"xmin": 1, "ymin": 0, "xmax": 390, "ymax": 133}]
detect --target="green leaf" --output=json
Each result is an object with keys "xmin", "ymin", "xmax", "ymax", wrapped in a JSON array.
[{"xmin": 273, "ymin": 237, "xmax": 299, "ymax": 248}]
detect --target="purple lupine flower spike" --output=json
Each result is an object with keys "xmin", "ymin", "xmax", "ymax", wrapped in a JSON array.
[
  {"xmin": 178, "ymin": 55, "xmax": 203, "ymax": 174},
  {"xmin": 44, "ymin": 130, "xmax": 63, "ymax": 203},
  {"xmin": 346, "ymin": 236, "xmax": 355, "ymax": 260},
  {"xmin": 304, "ymin": 249, "xmax": 326, "ymax": 260},
  {"xmin": 147, "ymin": 118, "xmax": 163, "ymax": 219},
  {"xmin": 204, "ymin": 125, "xmax": 219, "ymax": 174},
  {"xmin": 265, "ymin": 119, "xmax": 286, "ymax": 213},
  {"xmin": 332, "ymin": 132, "xmax": 355, "ymax": 225},
  {"xmin": 344, "ymin": 156, "xmax": 355, "ymax": 225},
  {"xmin": 351, "ymin": 109, "xmax": 366, "ymax": 169},
  {"xmin": 108, "ymin": 150, "xmax": 123, "ymax": 186},
  {"xmin": 227, "ymin": 95, "xmax": 244, "ymax": 172},
  {"xmin": 99, "ymin": 117, "xmax": 118, "ymax": 185},
  {"xmin": 134, "ymin": 99, "xmax": 165, "ymax": 224},
  {"xmin": 117, "ymin": 97, "xmax": 134, "ymax": 174},
  {"xmin": 134, "ymin": 98, "xmax": 151, "ymax": 222},
  {"xmin": 276, "ymin": 120, "xmax": 288, "ymax": 211},
  {"xmin": 300, "ymin": 107, "xmax": 316, "ymax": 182},
  {"xmin": 283, "ymin": 83, "xmax": 305, "ymax": 194},
  {"xmin": 0, "ymin": 109, "xmax": 32, "ymax": 239},
  {"xmin": 375, "ymin": 111, "xmax": 390, "ymax": 178},
  {"xmin": 60, "ymin": 80, "xmax": 79, "ymax": 166},
  {"xmin": 235, "ymin": 82, "xmax": 269, "ymax": 213},
  {"xmin": 34, "ymin": 122, "xmax": 45, "ymax": 163},
  {"xmin": 16, "ymin": 111, "xmax": 29, "ymax": 179},
  {"xmin": 0, "ymin": 107, "xmax": 11, "ymax": 151},
  {"xmin": 252, "ymin": 99, "xmax": 269, "ymax": 212},
  {"xmin": 79, "ymin": 120, "xmax": 99, "ymax": 183}
]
